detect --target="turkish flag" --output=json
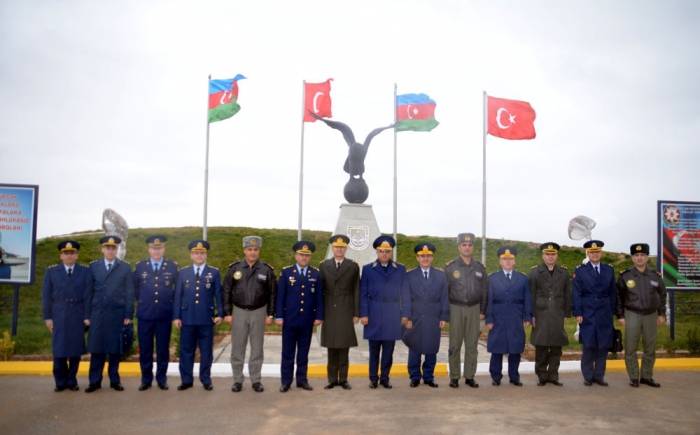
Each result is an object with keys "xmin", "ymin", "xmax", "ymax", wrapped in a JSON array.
[
  {"xmin": 304, "ymin": 79, "xmax": 333, "ymax": 122},
  {"xmin": 487, "ymin": 96, "xmax": 536, "ymax": 140}
]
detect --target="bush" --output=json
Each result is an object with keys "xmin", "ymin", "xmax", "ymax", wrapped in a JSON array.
[
  {"xmin": 687, "ymin": 327, "xmax": 700, "ymax": 355},
  {"xmin": 0, "ymin": 330, "xmax": 16, "ymax": 360}
]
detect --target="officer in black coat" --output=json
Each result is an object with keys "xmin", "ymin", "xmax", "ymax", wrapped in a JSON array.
[{"xmin": 529, "ymin": 242, "xmax": 571, "ymax": 386}]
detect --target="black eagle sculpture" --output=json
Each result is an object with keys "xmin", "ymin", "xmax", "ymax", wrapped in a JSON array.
[{"xmin": 310, "ymin": 112, "xmax": 394, "ymax": 204}]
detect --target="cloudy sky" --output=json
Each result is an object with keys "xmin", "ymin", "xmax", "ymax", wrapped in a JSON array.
[{"xmin": 2, "ymin": 0, "xmax": 698, "ymax": 252}]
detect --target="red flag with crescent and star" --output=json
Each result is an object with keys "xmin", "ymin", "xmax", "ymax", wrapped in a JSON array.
[
  {"xmin": 304, "ymin": 79, "xmax": 333, "ymax": 122},
  {"xmin": 487, "ymin": 96, "xmax": 536, "ymax": 140}
]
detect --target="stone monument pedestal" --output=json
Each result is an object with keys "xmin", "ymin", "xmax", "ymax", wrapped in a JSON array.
[{"xmin": 325, "ymin": 203, "xmax": 382, "ymax": 267}]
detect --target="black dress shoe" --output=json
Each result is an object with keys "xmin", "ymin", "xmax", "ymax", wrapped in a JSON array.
[
  {"xmin": 640, "ymin": 378, "xmax": 661, "ymax": 388},
  {"xmin": 298, "ymin": 382, "xmax": 313, "ymax": 391},
  {"xmin": 138, "ymin": 384, "xmax": 151, "ymax": 391},
  {"xmin": 69, "ymin": 385, "xmax": 80, "ymax": 391},
  {"xmin": 85, "ymin": 384, "xmax": 101, "ymax": 393},
  {"xmin": 252, "ymin": 382, "xmax": 264, "ymax": 393},
  {"xmin": 449, "ymin": 379, "xmax": 459, "ymax": 388},
  {"xmin": 380, "ymin": 380, "xmax": 393, "ymax": 389},
  {"xmin": 279, "ymin": 384, "xmax": 291, "ymax": 393},
  {"xmin": 537, "ymin": 379, "xmax": 547, "ymax": 386},
  {"xmin": 157, "ymin": 383, "xmax": 169, "ymax": 391},
  {"xmin": 369, "ymin": 381, "xmax": 378, "ymax": 389},
  {"xmin": 583, "ymin": 380, "xmax": 593, "ymax": 386},
  {"xmin": 424, "ymin": 381, "xmax": 439, "ymax": 388},
  {"xmin": 54, "ymin": 386, "xmax": 66, "ymax": 392},
  {"xmin": 324, "ymin": 382, "xmax": 336, "ymax": 390},
  {"xmin": 339, "ymin": 381, "xmax": 352, "ymax": 390},
  {"xmin": 409, "ymin": 380, "xmax": 420, "ymax": 388},
  {"xmin": 203, "ymin": 384, "xmax": 213, "ymax": 391},
  {"xmin": 465, "ymin": 378, "xmax": 479, "ymax": 388},
  {"xmin": 492, "ymin": 379, "xmax": 501, "ymax": 386},
  {"xmin": 593, "ymin": 379, "xmax": 608, "ymax": 387},
  {"xmin": 509, "ymin": 380, "xmax": 523, "ymax": 387},
  {"xmin": 630, "ymin": 379, "xmax": 640, "ymax": 388},
  {"xmin": 177, "ymin": 383, "xmax": 193, "ymax": 391},
  {"xmin": 549, "ymin": 380, "xmax": 563, "ymax": 387},
  {"xmin": 110, "ymin": 383, "xmax": 125, "ymax": 391},
  {"xmin": 231, "ymin": 383, "xmax": 243, "ymax": 392}
]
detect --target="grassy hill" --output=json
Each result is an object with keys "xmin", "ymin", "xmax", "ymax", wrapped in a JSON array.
[{"xmin": 0, "ymin": 226, "xmax": 696, "ymax": 355}]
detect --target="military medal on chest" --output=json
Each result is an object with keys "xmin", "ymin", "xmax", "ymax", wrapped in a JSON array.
[{"xmin": 233, "ymin": 270, "xmax": 243, "ymax": 280}]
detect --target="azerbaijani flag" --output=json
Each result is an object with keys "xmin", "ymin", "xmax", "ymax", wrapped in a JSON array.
[
  {"xmin": 395, "ymin": 93, "xmax": 439, "ymax": 132},
  {"xmin": 208, "ymin": 74, "xmax": 246, "ymax": 123}
]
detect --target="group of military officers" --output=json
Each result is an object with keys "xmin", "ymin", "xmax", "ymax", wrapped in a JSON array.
[{"xmin": 41, "ymin": 231, "xmax": 667, "ymax": 393}]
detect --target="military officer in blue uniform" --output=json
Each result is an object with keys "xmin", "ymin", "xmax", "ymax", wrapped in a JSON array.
[
  {"xmin": 133, "ymin": 235, "xmax": 178, "ymax": 391},
  {"xmin": 173, "ymin": 240, "xmax": 223, "ymax": 391},
  {"xmin": 42, "ymin": 240, "xmax": 90, "ymax": 392},
  {"xmin": 275, "ymin": 241, "xmax": 324, "ymax": 392},
  {"xmin": 360, "ymin": 235, "xmax": 405, "ymax": 389},
  {"xmin": 573, "ymin": 240, "xmax": 617, "ymax": 386},
  {"xmin": 486, "ymin": 246, "xmax": 533, "ymax": 387},
  {"xmin": 401, "ymin": 243, "xmax": 449, "ymax": 388},
  {"xmin": 85, "ymin": 235, "xmax": 135, "ymax": 393}
]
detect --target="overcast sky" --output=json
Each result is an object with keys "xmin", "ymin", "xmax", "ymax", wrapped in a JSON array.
[{"xmin": 2, "ymin": 0, "xmax": 698, "ymax": 252}]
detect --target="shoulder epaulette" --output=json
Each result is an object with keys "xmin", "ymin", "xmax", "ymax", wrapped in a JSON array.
[
  {"xmin": 260, "ymin": 261, "xmax": 274, "ymax": 270},
  {"xmin": 530, "ymin": 265, "xmax": 538, "ymax": 269},
  {"xmin": 48, "ymin": 264, "xmax": 59, "ymax": 269},
  {"xmin": 283, "ymin": 265, "xmax": 294, "ymax": 271},
  {"xmin": 393, "ymin": 262, "xmax": 403, "ymax": 268},
  {"xmin": 445, "ymin": 259, "xmax": 455, "ymax": 267},
  {"xmin": 309, "ymin": 265, "xmax": 319, "ymax": 272},
  {"xmin": 90, "ymin": 259, "xmax": 100, "ymax": 264},
  {"xmin": 208, "ymin": 265, "xmax": 219, "ymax": 270},
  {"xmin": 227, "ymin": 260, "xmax": 242, "ymax": 269},
  {"xmin": 433, "ymin": 267, "xmax": 444, "ymax": 272},
  {"xmin": 407, "ymin": 267, "xmax": 416, "ymax": 272}
]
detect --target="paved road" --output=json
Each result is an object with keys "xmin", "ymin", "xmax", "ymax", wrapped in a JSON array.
[{"xmin": 1, "ymin": 372, "xmax": 698, "ymax": 435}]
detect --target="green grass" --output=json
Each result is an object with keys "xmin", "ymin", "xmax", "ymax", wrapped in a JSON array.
[{"xmin": 1, "ymin": 226, "xmax": 697, "ymax": 355}]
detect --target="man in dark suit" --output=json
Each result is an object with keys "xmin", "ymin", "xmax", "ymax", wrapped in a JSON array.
[
  {"xmin": 275, "ymin": 241, "xmax": 324, "ymax": 392},
  {"xmin": 85, "ymin": 235, "xmax": 135, "ymax": 393},
  {"xmin": 319, "ymin": 234, "xmax": 360, "ymax": 390},
  {"xmin": 573, "ymin": 240, "xmax": 617, "ymax": 386},
  {"xmin": 401, "ymin": 243, "xmax": 449, "ymax": 389},
  {"xmin": 42, "ymin": 240, "xmax": 90, "ymax": 392},
  {"xmin": 529, "ymin": 242, "xmax": 571, "ymax": 386},
  {"xmin": 133, "ymin": 235, "xmax": 178, "ymax": 391},
  {"xmin": 173, "ymin": 240, "xmax": 223, "ymax": 391}
]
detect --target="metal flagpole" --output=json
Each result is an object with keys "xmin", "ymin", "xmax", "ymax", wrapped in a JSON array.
[
  {"xmin": 481, "ymin": 90, "xmax": 487, "ymax": 264},
  {"xmin": 392, "ymin": 83, "xmax": 398, "ymax": 261},
  {"xmin": 297, "ymin": 80, "xmax": 306, "ymax": 241},
  {"xmin": 203, "ymin": 74, "xmax": 211, "ymax": 241}
]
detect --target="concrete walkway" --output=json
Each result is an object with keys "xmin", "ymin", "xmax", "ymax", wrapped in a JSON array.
[{"xmin": 214, "ymin": 327, "xmax": 491, "ymax": 365}]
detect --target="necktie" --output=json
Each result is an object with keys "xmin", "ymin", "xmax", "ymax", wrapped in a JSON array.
[
  {"xmin": 595, "ymin": 265, "xmax": 600, "ymax": 275},
  {"xmin": 153, "ymin": 263, "xmax": 159, "ymax": 273},
  {"xmin": 507, "ymin": 272, "xmax": 512, "ymax": 280},
  {"xmin": 336, "ymin": 262, "xmax": 340, "ymax": 270},
  {"xmin": 195, "ymin": 267, "xmax": 201, "ymax": 280},
  {"xmin": 67, "ymin": 268, "xmax": 73, "ymax": 277},
  {"xmin": 423, "ymin": 270, "xmax": 428, "ymax": 280},
  {"xmin": 107, "ymin": 263, "xmax": 112, "ymax": 271}
]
